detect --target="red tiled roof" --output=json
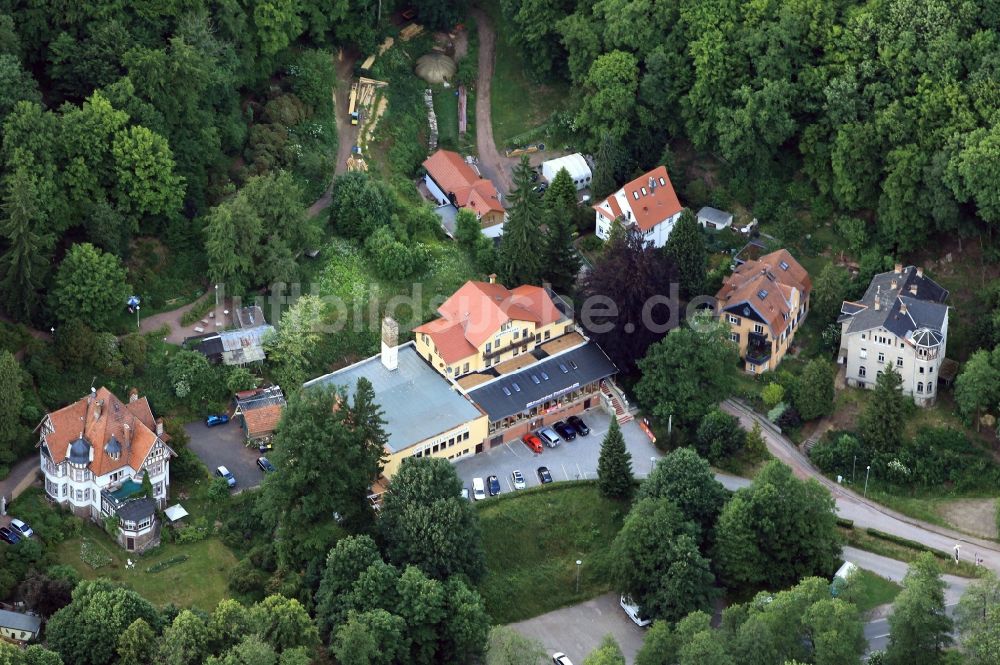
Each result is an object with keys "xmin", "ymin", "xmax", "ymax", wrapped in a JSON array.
[
  {"xmin": 423, "ymin": 150, "xmax": 504, "ymax": 214},
  {"xmin": 243, "ymin": 404, "xmax": 284, "ymax": 438},
  {"xmin": 594, "ymin": 166, "xmax": 681, "ymax": 231},
  {"xmin": 41, "ymin": 387, "xmax": 169, "ymax": 478},
  {"xmin": 414, "ymin": 281, "xmax": 562, "ymax": 362},
  {"xmin": 715, "ymin": 249, "xmax": 811, "ymax": 335}
]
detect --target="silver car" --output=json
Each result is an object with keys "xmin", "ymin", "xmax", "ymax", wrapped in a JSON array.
[{"xmin": 536, "ymin": 427, "xmax": 561, "ymax": 448}]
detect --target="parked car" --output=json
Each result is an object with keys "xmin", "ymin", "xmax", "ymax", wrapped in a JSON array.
[
  {"xmin": 487, "ymin": 474, "xmax": 501, "ymax": 496},
  {"xmin": 620, "ymin": 595, "xmax": 652, "ymax": 627},
  {"xmin": 472, "ymin": 477, "xmax": 486, "ymax": 501},
  {"xmin": 0, "ymin": 526, "xmax": 20, "ymax": 545},
  {"xmin": 9, "ymin": 518, "xmax": 32, "ymax": 538},
  {"xmin": 205, "ymin": 414, "xmax": 230, "ymax": 427},
  {"xmin": 535, "ymin": 427, "xmax": 561, "ymax": 448},
  {"xmin": 567, "ymin": 415, "xmax": 590, "ymax": 436},
  {"xmin": 511, "ymin": 470, "xmax": 526, "ymax": 490},
  {"xmin": 461, "ymin": 488, "xmax": 470, "ymax": 501},
  {"xmin": 553, "ymin": 420, "xmax": 577, "ymax": 441},
  {"xmin": 552, "ymin": 653, "xmax": 573, "ymax": 665},
  {"xmin": 216, "ymin": 465, "xmax": 236, "ymax": 487},
  {"xmin": 258, "ymin": 441, "xmax": 273, "ymax": 453},
  {"xmin": 521, "ymin": 433, "xmax": 543, "ymax": 453},
  {"xmin": 537, "ymin": 466, "xmax": 553, "ymax": 484},
  {"xmin": 257, "ymin": 457, "xmax": 276, "ymax": 473}
]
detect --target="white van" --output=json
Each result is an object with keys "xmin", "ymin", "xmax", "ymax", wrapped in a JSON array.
[
  {"xmin": 620, "ymin": 595, "xmax": 652, "ymax": 627},
  {"xmin": 472, "ymin": 477, "xmax": 487, "ymax": 501}
]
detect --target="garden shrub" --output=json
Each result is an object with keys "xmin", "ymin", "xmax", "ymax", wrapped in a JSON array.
[{"xmin": 146, "ymin": 555, "xmax": 189, "ymax": 573}]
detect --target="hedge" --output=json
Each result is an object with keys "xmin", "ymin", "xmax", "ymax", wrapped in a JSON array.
[
  {"xmin": 146, "ymin": 554, "xmax": 190, "ymax": 573},
  {"xmin": 864, "ymin": 528, "xmax": 949, "ymax": 561},
  {"xmin": 836, "ymin": 517, "xmax": 855, "ymax": 529}
]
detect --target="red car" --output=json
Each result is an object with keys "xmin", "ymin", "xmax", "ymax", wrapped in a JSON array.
[{"xmin": 521, "ymin": 433, "xmax": 543, "ymax": 453}]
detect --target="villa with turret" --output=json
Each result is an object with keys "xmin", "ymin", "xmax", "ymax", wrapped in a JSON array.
[
  {"xmin": 37, "ymin": 387, "xmax": 175, "ymax": 551},
  {"xmin": 838, "ymin": 264, "xmax": 949, "ymax": 407}
]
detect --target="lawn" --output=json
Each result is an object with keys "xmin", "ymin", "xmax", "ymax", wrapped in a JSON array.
[
  {"xmin": 838, "ymin": 527, "xmax": 985, "ymax": 578},
  {"xmin": 475, "ymin": 482, "xmax": 627, "ymax": 623},
  {"xmin": 839, "ymin": 568, "xmax": 901, "ymax": 613},
  {"xmin": 433, "ymin": 86, "xmax": 459, "ymax": 150},
  {"xmin": 54, "ymin": 522, "xmax": 237, "ymax": 611},
  {"xmin": 485, "ymin": 3, "xmax": 572, "ymax": 149}
]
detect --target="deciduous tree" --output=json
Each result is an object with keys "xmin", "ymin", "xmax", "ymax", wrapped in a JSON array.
[
  {"xmin": 794, "ymin": 358, "xmax": 835, "ymax": 421},
  {"xmin": 811, "ymin": 263, "xmax": 852, "ymax": 327},
  {"xmin": 955, "ymin": 571, "xmax": 1000, "ymax": 665},
  {"xmin": 954, "ymin": 349, "xmax": 1000, "ymax": 430},
  {"xmin": 612, "ymin": 498, "xmax": 715, "ymax": 622},
  {"xmin": 583, "ymin": 635, "xmax": 626, "ymax": 665},
  {"xmin": 695, "ymin": 409, "xmax": 745, "ymax": 464},
  {"xmin": 640, "ymin": 447, "xmax": 726, "ymax": 539},
  {"xmin": 635, "ymin": 316, "xmax": 737, "ymax": 430},
  {"xmin": 576, "ymin": 51, "xmax": 639, "ymax": 145},
  {"xmin": 50, "ymin": 243, "xmax": 129, "ymax": 330},
  {"xmin": 886, "ymin": 553, "xmax": 953, "ymax": 665},
  {"xmin": 484, "ymin": 626, "xmax": 547, "ymax": 665},
  {"xmin": 713, "ymin": 461, "xmax": 839, "ymax": 591},
  {"xmin": 378, "ymin": 457, "xmax": 486, "ymax": 582}
]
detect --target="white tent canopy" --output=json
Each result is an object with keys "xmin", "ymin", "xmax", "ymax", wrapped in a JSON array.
[
  {"xmin": 415, "ymin": 53, "xmax": 456, "ymax": 84},
  {"xmin": 164, "ymin": 504, "xmax": 189, "ymax": 522},
  {"xmin": 541, "ymin": 153, "xmax": 592, "ymax": 190}
]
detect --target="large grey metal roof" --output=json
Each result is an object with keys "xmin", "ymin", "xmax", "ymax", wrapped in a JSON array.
[
  {"xmin": 304, "ymin": 343, "xmax": 482, "ymax": 453},
  {"xmin": 839, "ymin": 266, "xmax": 948, "ymax": 338},
  {"xmin": 0, "ymin": 609, "xmax": 41, "ymax": 634},
  {"xmin": 468, "ymin": 342, "xmax": 617, "ymax": 422}
]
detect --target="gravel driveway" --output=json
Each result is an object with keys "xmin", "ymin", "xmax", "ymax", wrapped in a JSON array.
[{"xmin": 184, "ymin": 420, "xmax": 264, "ymax": 491}]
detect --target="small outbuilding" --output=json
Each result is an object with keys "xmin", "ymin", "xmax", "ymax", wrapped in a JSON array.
[
  {"xmin": 233, "ymin": 386, "xmax": 287, "ymax": 442},
  {"xmin": 697, "ymin": 206, "xmax": 734, "ymax": 231},
  {"xmin": 541, "ymin": 153, "xmax": 592, "ymax": 191},
  {"xmin": 0, "ymin": 609, "xmax": 41, "ymax": 644}
]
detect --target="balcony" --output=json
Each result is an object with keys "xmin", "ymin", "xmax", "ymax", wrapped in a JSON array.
[
  {"xmin": 482, "ymin": 339, "xmax": 531, "ymax": 360},
  {"xmin": 745, "ymin": 333, "xmax": 772, "ymax": 366}
]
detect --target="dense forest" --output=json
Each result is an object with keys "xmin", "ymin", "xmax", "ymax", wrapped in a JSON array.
[{"xmin": 502, "ymin": 0, "xmax": 1000, "ymax": 255}]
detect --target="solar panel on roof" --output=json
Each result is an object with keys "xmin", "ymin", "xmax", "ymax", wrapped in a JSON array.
[
  {"xmin": 758, "ymin": 289, "xmax": 768, "ymax": 299},
  {"xmin": 569, "ymin": 361, "xmax": 578, "ymax": 370},
  {"xmin": 502, "ymin": 387, "xmax": 511, "ymax": 396},
  {"xmin": 779, "ymin": 261, "xmax": 790, "ymax": 270},
  {"xmin": 512, "ymin": 382, "xmax": 521, "ymax": 392},
  {"xmin": 559, "ymin": 363, "xmax": 568, "ymax": 373},
  {"xmin": 531, "ymin": 375, "xmax": 540, "ymax": 384},
  {"xmin": 540, "ymin": 371, "xmax": 549, "ymax": 380}
]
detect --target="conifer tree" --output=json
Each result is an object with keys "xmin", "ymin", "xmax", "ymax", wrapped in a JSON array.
[
  {"xmin": 542, "ymin": 168, "xmax": 581, "ymax": 293},
  {"xmin": 598, "ymin": 419, "xmax": 633, "ymax": 500},
  {"xmin": 497, "ymin": 156, "xmax": 544, "ymax": 286},
  {"xmin": 663, "ymin": 209, "xmax": 706, "ymax": 300}
]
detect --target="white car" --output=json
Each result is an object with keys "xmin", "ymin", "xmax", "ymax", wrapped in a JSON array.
[
  {"xmin": 552, "ymin": 653, "xmax": 574, "ymax": 665},
  {"xmin": 216, "ymin": 465, "xmax": 236, "ymax": 488},
  {"xmin": 472, "ymin": 477, "xmax": 486, "ymax": 501},
  {"xmin": 9, "ymin": 518, "xmax": 32, "ymax": 538},
  {"xmin": 620, "ymin": 595, "xmax": 652, "ymax": 627},
  {"xmin": 511, "ymin": 470, "xmax": 526, "ymax": 490}
]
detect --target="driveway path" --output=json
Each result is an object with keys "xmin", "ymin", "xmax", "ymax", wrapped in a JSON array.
[
  {"xmin": 468, "ymin": 8, "xmax": 512, "ymax": 194},
  {"xmin": 0, "ymin": 455, "xmax": 40, "ymax": 506},
  {"xmin": 307, "ymin": 49, "xmax": 358, "ymax": 219},
  {"xmin": 722, "ymin": 399, "xmax": 1000, "ymax": 573}
]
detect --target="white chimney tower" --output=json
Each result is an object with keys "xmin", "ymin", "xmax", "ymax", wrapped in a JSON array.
[{"xmin": 381, "ymin": 317, "xmax": 399, "ymax": 371}]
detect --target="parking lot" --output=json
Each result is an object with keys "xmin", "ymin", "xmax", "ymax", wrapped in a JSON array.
[
  {"xmin": 184, "ymin": 419, "xmax": 265, "ymax": 491},
  {"xmin": 454, "ymin": 408, "xmax": 660, "ymax": 495},
  {"xmin": 511, "ymin": 593, "xmax": 645, "ymax": 664}
]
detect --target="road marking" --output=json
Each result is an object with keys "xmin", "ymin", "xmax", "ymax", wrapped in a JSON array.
[
  {"xmin": 561, "ymin": 463, "xmax": 571, "ymax": 480},
  {"xmin": 871, "ymin": 633, "xmax": 889, "ymax": 639},
  {"xmin": 506, "ymin": 475, "xmax": 514, "ymax": 492},
  {"xmin": 576, "ymin": 463, "xmax": 584, "ymax": 480},
  {"xmin": 505, "ymin": 441, "xmax": 523, "ymax": 458}
]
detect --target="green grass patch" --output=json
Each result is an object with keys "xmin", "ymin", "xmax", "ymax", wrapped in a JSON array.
[
  {"xmin": 476, "ymin": 482, "xmax": 627, "ymax": 623},
  {"xmin": 485, "ymin": 3, "xmax": 572, "ymax": 149},
  {"xmin": 839, "ymin": 568, "xmax": 901, "ymax": 613},
  {"xmin": 55, "ymin": 522, "xmax": 238, "ymax": 610},
  {"xmin": 434, "ymin": 86, "xmax": 459, "ymax": 150},
  {"xmin": 838, "ymin": 526, "xmax": 985, "ymax": 578}
]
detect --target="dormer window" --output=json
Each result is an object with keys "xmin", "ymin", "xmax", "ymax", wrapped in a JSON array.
[
  {"xmin": 632, "ymin": 191, "xmax": 639, "ymax": 200},
  {"xmin": 779, "ymin": 261, "xmax": 789, "ymax": 271}
]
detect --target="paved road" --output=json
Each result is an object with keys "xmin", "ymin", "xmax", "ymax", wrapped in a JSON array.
[
  {"xmin": 0, "ymin": 455, "xmax": 40, "ymax": 505},
  {"xmin": 848, "ymin": 546, "xmax": 971, "ymax": 654},
  {"xmin": 453, "ymin": 409, "xmax": 659, "ymax": 496},
  {"xmin": 184, "ymin": 420, "xmax": 264, "ymax": 491},
  {"xmin": 722, "ymin": 399, "xmax": 1000, "ymax": 574},
  {"xmin": 511, "ymin": 593, "xmax": 644, "ymax": 665}
]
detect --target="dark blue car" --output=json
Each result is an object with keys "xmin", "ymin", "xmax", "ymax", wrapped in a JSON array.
[
  {"xmin": 0, "ymin": 526, "xmax": 20, "ymax": 545},
  {"xmin": 205, "ymin": 414, "xmax": 230, "ymax": 427}
]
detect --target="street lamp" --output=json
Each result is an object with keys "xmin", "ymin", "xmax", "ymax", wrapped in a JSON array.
[
  {"xmin": 214, "ymin": 284, "xmax": 220, "ymax": 311},
  {"xmin": 651, "ymin": 457, "xmax": 657, "ymax": 474},
  {"xmin": 135, "ymin": 304, "xmax": 140, "ymax": 329},
  {"xmin": 575, "ymin": 560, "xmax": 582, "ymax": 593},
  {"xmin": 852, "ymin": 455, "xmax": 857, "ymax": 484},
  {"xmin": 864, "ymin": 465, "xmax": 871, "ymax": 498}
]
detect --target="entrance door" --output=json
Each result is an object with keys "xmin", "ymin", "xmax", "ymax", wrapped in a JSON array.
[
  {"xmin": 126, "ymin": 537, "xmax": 135, "ymax": 551},
  {"xmin": 489, "ymin": 435, "xmax": 503, "ymax": 448},
  {"xmin": 475, "ymin": 442, "xmax": 483, "ymax": 454},
  {"xmin": 583, "ymin": 398, "xmax": 591, "ymax": 410}
]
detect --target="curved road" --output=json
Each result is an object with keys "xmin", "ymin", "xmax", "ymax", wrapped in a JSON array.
[{"xmin": 721, "ymin": 399, "xmax": 1000, "ymax": 573}]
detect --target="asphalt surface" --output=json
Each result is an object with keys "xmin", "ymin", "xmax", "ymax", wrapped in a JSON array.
[
  {"xmin": 721, "ymin": 399, "xmax": 1000, "ymax": 574},
  {"xmin": 184, "ymin": 419, "xmax": 264, "ymax": 491},
  {"xmin": 453, "ymin": 409, "xmax": 660, "ymax": 497},
  {"xmin": 511, "ymin": 593, "xmax": 645, "ymax": 665}
]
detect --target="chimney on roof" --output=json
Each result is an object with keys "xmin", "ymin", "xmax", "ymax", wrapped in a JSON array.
[
  {"xmin": 381, "ymin": 316, "xmax": 399, "ymax": 371},
  {"xmin": 900, "ymin": 301, "xmax": 908, "ymax": 316},
  {"xmin": 909, "ymin": 284, "xmax": 918, "ymax": 295},
  {"xmin": 129, "ymin": 387, "xmax": 138, "ymax": 403},
  {"xmin": 916, "ymin": 266, "xmax": 924, "ymax": 278},
  {"xmin": 488, "ymin": 273, "xmax": 497, "ymax": 284},
  {"xmin": 890, "ymin": 279, "xmax": 898, "ymax": 290},
  {"xmin": 894, "ymin": 263, "xmax": 902, "ymax": 274},
  {"xmin": 874, "ymin": 286, "xmax": 881, "ymax": 311},
  {"xmin": 123, "ymin": 422, "xmax": 131, "ymax": 444},
  {"xmin": 93, "ymin": 400, "xmax": 103, "ymax": 421},
  {"xmin": 155, "ymin": 418, "xmax": 164, "ymax": 437}
]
